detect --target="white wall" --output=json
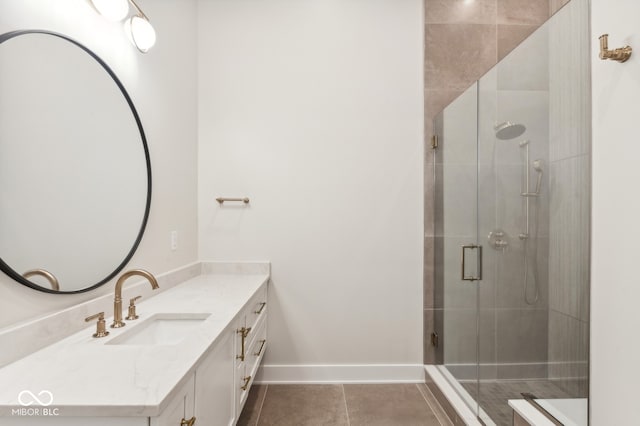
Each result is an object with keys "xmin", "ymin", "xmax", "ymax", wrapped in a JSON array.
[
  {"xmin": 0, "ymin": 0, "xmax": 199, "ymax": 328},
  {"xmin": 197, "ymin": 0, "xmax": 424, "ymax": 380},
  {"xmin": 591, "ymin": 0, "xmax": 640, "ymax": 421}
]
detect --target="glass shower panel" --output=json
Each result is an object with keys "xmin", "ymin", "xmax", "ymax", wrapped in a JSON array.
[
  {"xmin": 434, "ymin": 83, "xmax": 479, "ymax": 415},
  {"xmin": 433, "ymin": 1, "xmax": 590, "ymax": 424},
  {"xmin": 474, "ymin": 0, "xmax": 590, "ymax": 424},
  {"xmin": 476, "ymin": 22, "xmax": 552, "ymax": 425}
]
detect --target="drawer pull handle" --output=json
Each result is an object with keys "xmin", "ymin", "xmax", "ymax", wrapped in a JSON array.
[
  {"xmin": 254, "ymin": 302, "xmax": 266, "ymax": 315},
  {"xmin": 181, "ymin": 416, "xmax": 196, "ymax": 426},
  {"xmin": 254, "ymin": 339, "xmax": 266, "ymax": 356},
  {"xmin": 241, "ymin": 375, "xmax": 252, "ymax": 391},
  {"xmin": 236, "ymin": 327, "xmax": 252, "ymax": 361}
]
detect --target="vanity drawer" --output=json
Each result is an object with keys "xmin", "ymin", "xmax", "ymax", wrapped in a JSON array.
[
  {"xmin": 235, "ymin": 319, "xmax": 266, "ymax": 416},
  {"xmin": 247, "ymin": 317, "xmax": 267, "ymax": 376},
  {"xmin": 235, "ymin": 285, "xmax": 267, "ymax": 363},
  {"xmin": 246, "ymin": 285, "xmax": 267, "ymax": 331},
  {"xmin": 235, "ymin": 309, "xmax": 266, "ymax": 366}
]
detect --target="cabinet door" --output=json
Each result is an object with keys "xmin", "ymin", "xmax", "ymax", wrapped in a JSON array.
[
  {"xmin": 194, "ymin": 330, "xmax": 235, "ymax": 426},
  {"xmin": 151, "ymin": 375, "xmax": 195, "ymax": 426}
]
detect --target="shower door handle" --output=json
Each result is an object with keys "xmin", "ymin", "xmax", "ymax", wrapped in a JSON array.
[{"xmin": 461, "ymin": 244, "xmax": 482, "ymax": 281}]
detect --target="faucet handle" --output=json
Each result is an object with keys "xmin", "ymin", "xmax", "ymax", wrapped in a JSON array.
[
  {"xmin": 85, "ymin": 312, "xmax": 110, "ymax": 338},
  {"xmin": 125, "ymin": 295, "xmax": 142, "ymax": 320}
]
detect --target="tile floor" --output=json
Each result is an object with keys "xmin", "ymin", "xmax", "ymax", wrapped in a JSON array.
[{"xmin": 237, "ymin": 383, "xmax": 453, "ymax": 426}]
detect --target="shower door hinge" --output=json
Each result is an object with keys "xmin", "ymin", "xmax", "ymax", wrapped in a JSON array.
[
  {"xmin": 430, "ymin": 331, "xmax": 439, "ymax": 348},
  {"xmin": 431, "ymin": 135, "xmax": 439, "ymax": 150}
]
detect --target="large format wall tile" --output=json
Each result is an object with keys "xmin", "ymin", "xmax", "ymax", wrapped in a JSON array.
[
  {"xmin": 548, "ymin": 0, "xmax": 590, "ymax": 161},
  {"xmin": 548, "ymin": 309, "xmax": 589, "ymax": 396},
  {"xmin": 426, "ymin": 0, "xmax": 497, "ymax": 24},
  {"xmin": 444, "ymin": 309, "xmax": 496, "ymax": 366},
  {"xmin": 426, "ymin": 89, "xmax": 466, "ymax": 149},
  {"xmin": 425, "ymin": 24, "xmax": 497, "ymax": 91},
  {"xmin": 498, "ymin": 24, "xmax": 540, "ymax": 60},
  {"xmin": 548, "ymin": 155, "xmax": 590, "ymax": 321},
  {"xmin": 550, "ymin": 0, "xmax": 571, "ymax": 15},
  {"xmin": 496, "ymin": 309, "xmax": 548, "ymax": 363},
  {"xmin": 498, "ymin": 0, "xmax": 550, "ymax": 25}
]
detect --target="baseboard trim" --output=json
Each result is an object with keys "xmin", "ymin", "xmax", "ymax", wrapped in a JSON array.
[{"xmin": 255, "ymin": 364, "xmax": 425, "ymax": 384}]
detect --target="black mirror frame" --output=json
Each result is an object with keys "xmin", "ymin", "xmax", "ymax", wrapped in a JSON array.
[{"xmin": 0, "ymin": 29, "xmax": 152, "ymax": 294}]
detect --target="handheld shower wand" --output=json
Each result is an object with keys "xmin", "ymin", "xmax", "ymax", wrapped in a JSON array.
[
  {"xmin": 532, "ymin": 159, "xmax": 543, "ymax": 195},
  {"xmin": 522, "ymin": 159, "xmax": 543, "ymax": 197}
]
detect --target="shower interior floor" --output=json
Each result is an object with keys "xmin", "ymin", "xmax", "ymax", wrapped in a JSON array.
[{"xmin": 461, "ymin": 379, "xmax": 572, "ymax": 426}]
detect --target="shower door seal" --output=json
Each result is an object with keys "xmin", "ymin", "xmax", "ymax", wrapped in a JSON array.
[{"xmin": 461, "ymin": 245, "xmax": 482, "ymax": 281}]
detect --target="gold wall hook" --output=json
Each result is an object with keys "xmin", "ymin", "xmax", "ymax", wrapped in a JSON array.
[{"xmin": 599, "ymin": 34, "xmax": 632, "ymax": 62}]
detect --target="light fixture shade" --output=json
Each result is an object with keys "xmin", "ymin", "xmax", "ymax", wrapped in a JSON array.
[
  {"xmin": 129, "ymin": 16, "xmax": 156, "ymax": 53},
  {"xmin": 91, "ymin": 0, "xmax": 130, "ymax": 21}
]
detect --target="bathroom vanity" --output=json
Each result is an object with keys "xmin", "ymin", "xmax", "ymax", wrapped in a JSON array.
[{"xmin": 0, "ymin": 264, "xmax": 269, "ymax": 426}]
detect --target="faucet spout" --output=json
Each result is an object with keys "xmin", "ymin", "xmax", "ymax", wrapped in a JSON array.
[
  {"xmin": 23, "ymin": 269, "xmax": 60, "ymax": 291},
  {"xmin": 111, "ymin": 269, "xmax": 159, "ymax": 328}
]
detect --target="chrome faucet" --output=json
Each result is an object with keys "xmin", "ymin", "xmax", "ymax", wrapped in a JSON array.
[{"xmin": 111, "ymin": 269, "xmax": 159, "ymax": 328}]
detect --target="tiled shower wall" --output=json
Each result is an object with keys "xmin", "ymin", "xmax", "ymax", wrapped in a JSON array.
[
  {"xmin": 547, "ymin": 0, "xmax": 590, "ymax": 396},
  {"xmin": 424, "ymin": 0, "xmax": 571, "ymax": 364}
]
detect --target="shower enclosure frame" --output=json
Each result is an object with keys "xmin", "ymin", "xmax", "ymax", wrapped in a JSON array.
[{"xmin": 429, "ymin": 0, "xmax": 591, "ymax": 424}]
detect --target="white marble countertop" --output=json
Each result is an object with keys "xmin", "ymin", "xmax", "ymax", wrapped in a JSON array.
[{"xmin": 0, "ymin": 271, "xmax": 269, "ymax": 417}]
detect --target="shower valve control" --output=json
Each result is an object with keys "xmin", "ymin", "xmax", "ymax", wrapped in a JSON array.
[{"xmin": 488, "ymin": 229, "xmax": 509, "ymax": 250}]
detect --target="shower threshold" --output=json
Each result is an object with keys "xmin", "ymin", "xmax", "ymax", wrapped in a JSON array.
[
  {"xmin": 426, "ymin": 365, "xmax": 585, "ymax": 426},
  {"xmin": 510, "ymin": 397, "xmax": 587, "ymax": 426}
]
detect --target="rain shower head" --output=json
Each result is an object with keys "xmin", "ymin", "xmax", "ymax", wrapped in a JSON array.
[{"xmin": 494, "ymin": 121, "xmax": 526, "ymax": 140}]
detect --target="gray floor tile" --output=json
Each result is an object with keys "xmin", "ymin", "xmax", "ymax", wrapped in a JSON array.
[
  {"xmin": 237, "ymin": 384, "xmax": 268, "ymax": 426},
  {"xmin": 344, "ymin": 384, "xmax": 440, "ymax": 426},
  {"xmin": 257, "ymin": 384, "xmax": 349, "ymax": 426},
  {"xmin": 417, "ymin": 383, "xmax": 453, "ymax": 426}
]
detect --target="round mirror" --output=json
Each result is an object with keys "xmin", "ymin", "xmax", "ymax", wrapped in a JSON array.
[{"xmin": 0, "ymin": 30, "xmax": 151, "ymax": 294}]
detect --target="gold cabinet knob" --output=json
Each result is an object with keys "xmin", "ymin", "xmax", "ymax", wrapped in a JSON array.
[
  {"xmin": 180, "ymin": 417, "xmax": 196, "ymax": 426},
  {"xmin": 85, "ymin": 312, "xmax": 110, "ymax": 338}
]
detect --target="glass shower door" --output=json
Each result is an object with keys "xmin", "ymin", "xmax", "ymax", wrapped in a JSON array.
[
  {"xmin": 434, "ymin": 2, "xmax": 590, "ymax": 424},
  {"xmin": 433, "ymin": 82, "xmax": 481, "ymax": 416},
  {"xmin": 474, "ymin": 1, "xmax": 589, "ymax": 423}
]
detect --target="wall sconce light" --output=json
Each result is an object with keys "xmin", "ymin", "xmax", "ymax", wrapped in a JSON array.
[{"xmin": 91, "ymin": 0, "xmax": 156, "ymax": 53}]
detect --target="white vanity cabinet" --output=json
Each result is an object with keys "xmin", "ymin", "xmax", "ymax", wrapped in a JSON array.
[
  {"xmin": 153, "ymin": 329, "xmax": 235, "ymax": 426},
  {"xmin": 0, "ymin": 276, "xmax": 268, "ymax": 426},
  {"xmin": 155, "ymin": 284, "xmax": 267, "ymax": 426},
  {"xmin": 151, "ymin": 376, "xmax": 195, "ymax": 426},
  {"xmin": 234, "ymin": 286, "xmax": 268, "ymax": 416},
  {"xmin": 194, "ymin": 330, "xmax": 235, "ymax": 426}
]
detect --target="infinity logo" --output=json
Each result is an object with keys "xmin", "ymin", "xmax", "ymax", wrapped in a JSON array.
[{"xmin": 18, "ymin": 390, "xmax": 54, "ymax": 407}]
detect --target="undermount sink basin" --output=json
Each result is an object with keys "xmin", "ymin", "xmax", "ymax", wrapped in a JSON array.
[{"xmin": 106, "ymin": 313, "xmax": 211, "ymax": 346}]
